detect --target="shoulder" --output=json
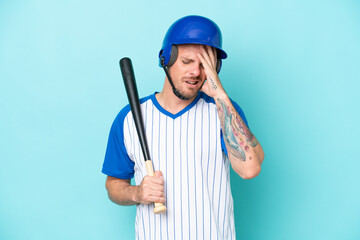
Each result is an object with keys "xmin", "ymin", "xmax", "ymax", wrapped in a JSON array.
[
  {"xmin": 114, "ymin": 93, "xmax": 154, "ymax": 123},
  {"xmin": 198, "ymin": 91, "xmax": 216, "ymax": 104}
]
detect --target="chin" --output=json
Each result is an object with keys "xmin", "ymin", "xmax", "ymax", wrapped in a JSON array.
[{"xmin": 181, "ymin": 90, "xmax": 200, "ymax": 100}]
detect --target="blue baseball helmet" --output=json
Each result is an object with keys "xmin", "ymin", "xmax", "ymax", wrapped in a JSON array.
[{"xmin": 159, "ymin": 15, "xmax": 227, "ymax": 72}]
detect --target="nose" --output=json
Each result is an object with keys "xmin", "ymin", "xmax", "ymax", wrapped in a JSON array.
[{"xmin": 189, "ymin": 63, "xmax": 201, "ymax": 77}]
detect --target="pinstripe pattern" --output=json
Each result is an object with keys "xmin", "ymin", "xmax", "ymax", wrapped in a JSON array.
[
  {"xmin": 179, "ymin": 115, "xmax": 183, "ymax": 240},
  {"xmin": 186, "ymin": 111, "xmax": 191, "ymax": 240},
  {"xmin": 122, "ymin": 93, "xmax": 236, "ymax": 240},
  {"xmin": 193, "ymin": 103, "xmax": 198, "ymax": 239}
]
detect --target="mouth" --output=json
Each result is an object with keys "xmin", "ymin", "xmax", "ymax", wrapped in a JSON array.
[
  {"xmin": 185, "ymin": 80, "xmax": 198, "ymax": 85},
  {"xmin": 184, "ymin": 78, "xmax": 201, "ymax": 88}
]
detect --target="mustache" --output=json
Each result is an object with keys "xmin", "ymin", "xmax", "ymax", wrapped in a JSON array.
[{"xmin": 183, "ymin": 76, "xmax": 201, "ymax": 81}]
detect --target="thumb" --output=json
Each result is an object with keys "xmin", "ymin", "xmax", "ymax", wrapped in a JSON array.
[
  {"xmin": 200, "ymin": 78, "xmax": 209, "ymax": 93},
  {"xmin": 154, "ymin": 170, "xmax": 163, "ymax": 178},
  {"xmin": 199, "ymin": 79, "xmax": 207, "ymax": 91}
]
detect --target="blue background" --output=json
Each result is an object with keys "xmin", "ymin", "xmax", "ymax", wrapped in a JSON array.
[{"xmin": 1, "ymin": 0, "xmax": 359, "ymax": 239}]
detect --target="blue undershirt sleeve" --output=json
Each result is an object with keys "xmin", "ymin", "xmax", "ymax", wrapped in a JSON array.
[
  {"xmin": 220, "ymin": 99, "xmax": 249, "ymax": 156},
  {"xmin": 102, "ymin": 109, "xmax": 135, "ymax": 179}
]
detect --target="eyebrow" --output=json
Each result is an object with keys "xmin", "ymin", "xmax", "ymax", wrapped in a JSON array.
[{"xmin": 180, "ymin": 57, "xmax": 195, "ymax": 62}]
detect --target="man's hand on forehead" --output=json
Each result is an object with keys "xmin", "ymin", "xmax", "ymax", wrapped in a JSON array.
[
  {"xmin": 197, "ymin": 45, "xmax": 225, "ymax": 98},
  {"xmin": 199, "ymin": 45, "xmax": 217, "ymax": 69}
]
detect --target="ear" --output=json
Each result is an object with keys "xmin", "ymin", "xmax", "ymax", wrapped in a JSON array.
[{"xmin": 167, "ymin": 45, "xmax": 178, "ymax": 67}]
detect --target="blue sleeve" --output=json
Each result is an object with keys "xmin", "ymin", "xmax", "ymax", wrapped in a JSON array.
[
  {"xmin": 220, "ymin": 99, "xmax": 249, "ymax": 156},
  {"xmin": 102, "ymin": 108, "xmax": 135, "ymax": 179}
]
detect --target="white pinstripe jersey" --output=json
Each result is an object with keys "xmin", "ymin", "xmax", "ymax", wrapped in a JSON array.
[{"xmin": 103, "ymin": 92, "xmax": 248, "ymax": 240}]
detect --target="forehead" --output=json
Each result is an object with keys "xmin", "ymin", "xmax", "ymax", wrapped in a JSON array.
[{"xmin": 178, "ymin": 44, "xmax": 203, "ymax": 57}]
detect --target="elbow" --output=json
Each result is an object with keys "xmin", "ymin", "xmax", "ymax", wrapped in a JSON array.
[
  {"xmin": 259, "ymin": 150, "xmax": 265, "ymax": 164},
  {"xmin": 240, "ymin": 164, "xmax": 262, "ymax": 180},
  {"xmin": 105, "ymin": 179, "xmax": 113, "ymax": 201},
  {"xmin": 105, "ymin": 177, "xmax": 118, "ymax": 202},
  {"xmin": 105, "ymin": 177, "xmax": 111, "ymax": 192}
]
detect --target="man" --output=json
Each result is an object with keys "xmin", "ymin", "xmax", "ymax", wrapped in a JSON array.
[{"xmin": 102, "ymin": 15, "xmax": 264, "ymax": 239}]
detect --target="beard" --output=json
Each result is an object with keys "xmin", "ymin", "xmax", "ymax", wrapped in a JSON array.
[{"xmin": 171, "ymin": 76, "xmax": 204, "ymax": 100}]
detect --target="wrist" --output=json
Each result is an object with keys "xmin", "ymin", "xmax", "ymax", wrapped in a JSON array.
[
  {"xmin": 131, "ymin": 185, "xmax": 141, "ymax": 204},
  {"xmin": 211, "ymin": 88, "xmax": 228, "ymax": 100}
]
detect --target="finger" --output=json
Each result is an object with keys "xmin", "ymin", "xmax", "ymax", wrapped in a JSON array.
[
  {"xmin": 204, "ymin": 45, "xmax": 216, "ymax": 69},
  {"xmin": 149, "ymin": 182, "xmax": 164, "ymax": 191},
  {"xmin": 144, "ymin": 175, "xmax": 164, "ymax": 185},
  {"xmin": 146, "ymin": 190, "xmax": 166, "ymax": 202},
  {"xmin": 200, "ymin": 46, "xmax": 215, "ymax": 70},
  {"xmin": 147, "ymin": 195, "xmax": 166, "ymax": 203},
  {"xmin": 146, "ymin": 188, "xmax": 164, "ymax": 197},
  {"xmin": 154, "ymin": 170, "xmax": 164, "ymax": 182},
  {"xmin": 142, "ymin": 193, "xmax": 166, "ymax": 204},
  {"xmin": 141, "ymin": 185, "xmax": 164, "ymax": 196},
  {"xmin": 143, "ymin": 176, "xmax": 164, "ymax": 189},
  {"xmin": 197, "ymin": 52, "xmax": 211, "ymax": 71},
  {"xmin": 210, "ymin": 46, "xmax": 218, "ymax": 68},
  {"xmin": 213, "ymin": 47, "xmax": 218, "ymax": 66},
  {"xmin": 206, "ymin": 45, "xmax": 216, "ymax": 67},
  {"xmin": 199, "ymin": 45, "xmax": 212, "ymax": 66}
]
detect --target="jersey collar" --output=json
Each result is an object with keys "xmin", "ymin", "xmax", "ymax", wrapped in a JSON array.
[{"xmin": 150, "ymin": 92, "xmax": 202, "ymax": 119}]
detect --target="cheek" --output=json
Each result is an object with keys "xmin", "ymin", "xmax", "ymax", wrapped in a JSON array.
[{"xmin": 200, "ymin": 71, "xmax": 207, "ymax": 81}]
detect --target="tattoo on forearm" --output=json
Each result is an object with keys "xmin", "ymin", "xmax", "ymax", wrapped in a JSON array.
[
  {"xmin": 208, "ymin": 76, "xmax": 217, "ymax": 90},
  {"xmin": 217, "ymin": 99, "xmax": 246, "ymax": 161},
  {"xmin": 233, "ymin": 115, "xmax": 258, "ymax": 147},
  {"xmin": 217, "ymin": 98, "xmax": 258, "ymax": 161}
]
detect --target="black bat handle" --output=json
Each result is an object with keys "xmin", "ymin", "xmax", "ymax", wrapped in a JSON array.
[{"xmin": 120, "ymin": 57, "xmax": 151, "ymax": 161}]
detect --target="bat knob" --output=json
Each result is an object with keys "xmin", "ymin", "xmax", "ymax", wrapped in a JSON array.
[{"xmin": 153, "ymin": 203, "xmax": 167, "ymax": 214}]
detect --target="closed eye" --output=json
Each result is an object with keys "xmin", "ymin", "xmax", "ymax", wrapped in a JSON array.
[{"xmin": 181, "ymin": 57, "xmax": 194, "ymax": 65}]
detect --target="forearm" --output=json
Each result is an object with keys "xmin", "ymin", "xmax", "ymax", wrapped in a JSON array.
[
  {"xmin": 196, "ymin": 45, "xmax": 264, "ymax": 178},
  {"xmin": 215, "ymin": 92, "xmax": 264, "ymax": 179},
  {"xmin": 105, "ymin": 172, "xmax": 165, "ymax": 206},
  {"xmin": 105, "ymin": 177, "xmax": 140, "ymax": 206}
]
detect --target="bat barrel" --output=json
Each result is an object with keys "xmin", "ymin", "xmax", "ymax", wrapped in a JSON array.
[{"xmin": 120, "ymin": 57, "xmax": 151, "ymax": 161}]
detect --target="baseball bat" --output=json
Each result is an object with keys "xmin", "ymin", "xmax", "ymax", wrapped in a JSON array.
[{"xmin": 119, "ymin": 57, "xmax": 167, "ymax": 214}]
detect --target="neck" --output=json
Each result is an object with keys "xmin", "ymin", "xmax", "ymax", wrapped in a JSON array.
[{"xmin": 156, "ymin": 78, "xmax": 196, "ymax": 114}]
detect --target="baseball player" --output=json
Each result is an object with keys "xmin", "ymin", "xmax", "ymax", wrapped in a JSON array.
[{"xmin": 102, "ymin": 15, "xmax": 264, "ymax": 239}]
